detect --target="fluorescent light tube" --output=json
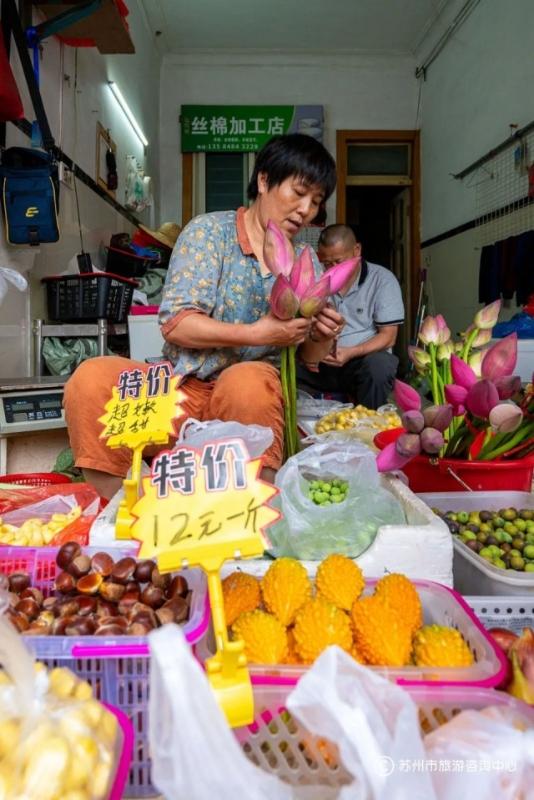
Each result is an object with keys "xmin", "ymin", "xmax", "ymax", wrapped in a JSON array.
[{"xmin": 108, "ymin": 81, "xmax": 148, "ymax": 147}]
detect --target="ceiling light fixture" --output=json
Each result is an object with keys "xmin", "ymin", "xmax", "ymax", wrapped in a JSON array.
[{"xmin": 108, "ymin": 81, "xmax": 148, "ymax": 147}]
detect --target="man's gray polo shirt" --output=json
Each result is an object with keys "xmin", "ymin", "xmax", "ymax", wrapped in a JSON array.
[{"xmin": 332, "ymin": 260, "xmax": 404, "ymax": 348}]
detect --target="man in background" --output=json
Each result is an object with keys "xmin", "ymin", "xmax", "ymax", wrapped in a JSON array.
[{"xmin": 298, "ymin": 224, "xmax": 404, "ymax": 408}]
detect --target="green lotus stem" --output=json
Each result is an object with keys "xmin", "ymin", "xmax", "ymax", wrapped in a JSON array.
[
  {"xmin": 287, "ymin": 344, "xmax": 299, "ymax": 457},
  {"xmin": 460, "ymin": 326, "xmax": 480, "ymax": 362},
  {"xmin": 280, "ymin": 347, "xmax": 291, "ymax": 460},
  {"xmin": 477, "ymin": 420, "xmax": 534, "ymax": 461},
  {"xmin": 444, "ymin": 420, "xmax": 469, "ymax": 457},
  {"xmin": 428, "ymin": 343, "xmax": 440, "ymax": 405}
]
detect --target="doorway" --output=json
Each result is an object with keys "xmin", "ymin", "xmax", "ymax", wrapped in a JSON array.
[{"xmin": 336, "ymin": 130, "xmax": 420, "ymax": 371}]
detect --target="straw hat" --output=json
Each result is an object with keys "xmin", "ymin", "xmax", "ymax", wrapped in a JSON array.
[{"xmin": 139, "ymin": 222, "xmax": 181, "ymax": 249}]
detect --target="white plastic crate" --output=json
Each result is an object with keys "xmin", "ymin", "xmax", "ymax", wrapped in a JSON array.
[
  {"xmin": 418, "ymin": 491, "xmax": 534, "ymax": 596},
  {"xmin": 466, "ymin": 595, "xmax": 534, "ymax": 634}
]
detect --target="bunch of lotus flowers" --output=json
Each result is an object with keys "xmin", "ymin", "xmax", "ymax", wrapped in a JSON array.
[
  {"xmin": 378, "ymin": 300, "xmax": 534, "ymax": 470},
  {"xmin": 264, "ymin": 221, "xmax": 359, "ymax": 457}
]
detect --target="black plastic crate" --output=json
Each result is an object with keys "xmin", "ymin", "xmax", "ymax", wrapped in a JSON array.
[
  {"xmin": 42, "ymin": 272, "xmax": 138, "ymax": 323},
  {"xmin": 106, "ymin": 246, "xmax": 158, "ymax": 278}
]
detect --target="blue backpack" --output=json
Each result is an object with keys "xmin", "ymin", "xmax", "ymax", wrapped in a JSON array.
[{"xmin": 0, "ymin": 147, "xmax": 60, "ymax": 246}]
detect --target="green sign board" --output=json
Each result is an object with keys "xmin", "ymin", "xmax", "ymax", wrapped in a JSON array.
[{"xmin": 180, "ymin": 105, "xmax": 324, "ymax": 152}]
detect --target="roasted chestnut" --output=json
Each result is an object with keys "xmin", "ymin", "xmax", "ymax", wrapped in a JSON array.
[
  {"xmin": 56, "ymin": 541, "xmax": 82, "ymax": 570},
  {"xmin": 125, "ymin": 580, "xmax": 141, "ymax": 595},
  {"xmin": 128, "ymin": 622, "xmax": 152, "ymax": 636},
  {"xmin": 155, "ymin": 606, "xmax": 175, "ymax": 626},
  {"xmin": 8, "ymin": 572, "xmax": 31, "ymax": 594},
  {"xmin": 57, "ymin": 598, "xmax": 81, "ymax": 618},
  {"xmin": 130, "ymin": 608, "xmax": 157, "ymax": 629},
  {"xmin": 20, "ymin": 586, "xmax": 44, "ymax": 605},
  {"xmin": 140, "ymin": 585, "xmax": 165, "ymax": 609},
  {"xmin": 66, "ymin": 554, "xmax": 91, "ymax": 579},
  {"xmin": 98, "ymin": 615, "xmax": 128, "ymax": 630},
  {"xmin": 15, "ymin": 597, "xmax": 40, "ymax": 621},
  {"xmin": 96, "ymin": 600, "xmax": 119, "ymax": 618},
  {"xmin": 65, "ymin": 617, "xmax": 97, "ymax": 636},
  {"xmin": 118, "ymin": 591, "xmax": 141, "ymax": 616},
  {"xmin": 111, "ymin": 557, "xmax": 136, "ymax": 585},
  {"xmin": 42, "ymin": 596, "xmax": 58, "ymax": 611},
  {"xmin": 76, "ymin": 573, "xmax": 103, "ymax": 595},
  {"xmin": 95, "ymin": 623, "xmax": 126, "ymax": 636},
  {"xmin": 99, "ymin": 582, "xmax": 125, "ymax": 603},
  {"xmin": 162, "ymin": 596, "xmax": 189, "ymax": 623},
  {"xmin": 90, "ymin": 552, "xmax": 114, "ymax": 577},
  {"xmin": 76, "ymin": 596, "xmax": 98, "ymax": 616},
  {"xmin": 133, "ymin": 559, "xmax": 156, "ymax": 584},
  {"xmin": 25, "ymin": 623, "xmax": 52, "ymax": 636},
  {"xmin": 167, "ymin": 575, "xmax": 188, "ymax": 599},
  {"xmin": 6, "ymin": 609, "xmax": 30, "ymax": 632},
  {"xmin": 55, "ymin": 571, "xmax": 76, "ymax": 595},
  {"xmin": 151, "ymin": 567, "xmax": 171, "ymax": 591}
]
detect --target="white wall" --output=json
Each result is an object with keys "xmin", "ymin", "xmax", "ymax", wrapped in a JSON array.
[
  {"xmin": 419, "ymin": 0, "xmax": 534, "ymax": 334},
  {"xmin": 159, "ymin": 51, "xmax": 420, "ymax": 224},
  {"xmin": 1, "ymin": 0, "xmax": 162, "ymax": 376}
]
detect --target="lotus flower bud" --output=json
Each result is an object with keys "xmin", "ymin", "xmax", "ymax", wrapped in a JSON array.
[
  {"xmin": 464, "ymin": 324, "xmax": 492, "ymax": 348},
  {"xmin": 269, "ymin": 275, "xmax": 299, "ymax": 320},
  {"xmin": 322, "ymin": 256, "xmax": 360, "ymax": 294},
  {"xmin": 494, "ymin": 375, "xmax": 521, "ymax": 400},
  {"xmin": 418, "ymin": 316, "xmax": 439, "ymax": 346},
  {"xmin": 422, "ymin": 404, "xmax": 453, "ymax": 432},
  {"xmin": 298, "ymin": 274, "xmax": 331, "ymax": 318},
  {"xmin": 408, "ymin": 346, "xmax": 431, "ymax": 372},
  {"xmin": 393, "ymin": 379, "xmax": 421, "ymax": 412},
  {"xmin": 435, "ymin": 314, "xmax": 451, "ymax": 344},
  {"xmin": 465, "ymin": 379, "xmax": 500, "ymax": 419},
  {"xmin": 395, "ymin": 432, "xmax": 422, "ymax": 458},
  {"xmin": 436, "ymin": 341, "xmax": 454, "ymax": 361},
  {"xmin": 481, "ymin": 333, "xmax": 518, "ymax": 380},
  {"xmin": 474, "ymin": 299, "xmax": 501, "ymax": 330},
  {"xmin": 263, "ymin": 220, "xmax": 294, "ymax": 278},
  {"xmin": 469, "ymin": 349, "xmax": 487, "ymax": 378},
  {"xmin": 401, "ymin": 409, "xmax": 425, "ymax": 434},
  {"xmin": 420, "ymin": 427, "xmax": 444, "ymax": 455},
  {"xmin": 444, "ymin": 384, "xmax": 467, "ymax": 416},
  {"xmin": 289, "ymin": 246, "xmax": 315, "ymax": 299},
  {"xmin": 376, "ymin": 442, "xmax": 411, "ymax": 472},
  {"xmin": 489, "ymin": 402, "xmax": 523, "ymax": 434},
  {"xmin": 450, "ymin": 354, "xmax": 477, "ymax": 390}
]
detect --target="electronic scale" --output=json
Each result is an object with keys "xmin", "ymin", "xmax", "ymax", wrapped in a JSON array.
[{"xmin": 0, "ymin": 376, "xmax": 67, "ymax": 435}]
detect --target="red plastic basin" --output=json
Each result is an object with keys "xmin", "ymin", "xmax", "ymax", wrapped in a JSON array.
[{"xmin": 374, "ymin": 428, "xmax": 534, "ymax": 492}]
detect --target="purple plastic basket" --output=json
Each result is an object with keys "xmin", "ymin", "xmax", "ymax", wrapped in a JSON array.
[{"xmin": 0, "ymin": 545, "xmax": 209, "ymax": 797}]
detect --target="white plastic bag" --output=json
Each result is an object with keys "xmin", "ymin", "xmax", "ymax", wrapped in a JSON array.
[
  {"xmin": 177, "ymin": 417, "xmax": 274, "ymax": 459},
  {"xmin": 269, "ymin": 440, "xmax": 406, "ymax": 559},
  {"xmin": 0, "ymin": 266, "xmax": 27, "ymax": 304},
  {"xmin": 424, "ymin": 704, "xmax": 534, "ymax": 799},
  {"xmin": 148, "ymin": 624, "xmax": 292, "ymax": 800}
]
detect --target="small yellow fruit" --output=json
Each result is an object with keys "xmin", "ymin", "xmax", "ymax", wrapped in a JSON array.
[
  {"xmin": 316, "ymin": 554, "xmax": 365, "ymax": 610},
  {"xmin": 232, "ymin": 610, "xmax": 288, "ymax": 664},
  {"xmin": 293, "ymin": 598, "xmax": 353, "ymax": 664},
  {"xmin": 412, "ymin": 625, "xmax": 474, "ymax": 668},
  {"xmin": 374, "ymin": 573, "xmax": 423, "ymax": 635},
  {"xmin": 261, "ymin": 558, "xmax": 312, "ymax": 625},
  {"xmin": 222, "ymin": 571, "xmax": 261, "ymax": 626}
]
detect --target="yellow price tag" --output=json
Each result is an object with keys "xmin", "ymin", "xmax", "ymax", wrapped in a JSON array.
[
  {"xmin": 130, "ymin": 437, "xmax": 279, "ymax": 570},
  {"xmin": 99, "ymin": 361, "xmax": 186, "ymax": 449}
]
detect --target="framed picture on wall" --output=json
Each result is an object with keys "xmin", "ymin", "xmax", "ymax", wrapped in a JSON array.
[{"xmin": 96, "ymin": 122, "xmax": 117, "ymax": 197}]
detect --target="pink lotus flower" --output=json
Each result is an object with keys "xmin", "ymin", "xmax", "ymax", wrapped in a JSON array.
[
  {"xmin": 436, "ymin": 341, "xmax": 454, "ymax": 361},
  {"xmin": 444, "ymin": 384, "xmax": 467, "ymax": 416},
  {"xmin": 463, "ymin": 324, "xmax": 492, "ymax": 348},
  {"xmin": 376, "ymin": 442, "xmax": 411, "ymax": 472},
  {"xmin": 322, "ymin": 256, "xmax": 361, "ymax": 294},
  {"xmin": 393, "ymin": 379, "xmax": 421, "ymax": 412},
  {"xmin": 469, "ymin": 349, "xmax": 489, "ymax": 378},
  {"xmin": 269, "ymin": 275, "xmax": 299, "ymax": 320},
  {"xmin": 263, "ymin": 221, "xmax": 294, "ymax": 278},
  {"xmin": 420, "ymin": 427, "xmax": 444, "ymax": 454},
  {"xmin": 289, "ymin": 246, "xmax": 315, "ymax": 297},
  {"xmin": 481, "ymin": 333, "xmax": 518, "ymax": 381},
  {"xmin": 450, "ymin": 354, "xmax": 478, "ymax": 390},
  {"xmin": 423, "ymin": 404, "xmax": 453, "ymax": 432},
  {"xmin": 494, "ymin": 375, "xmax": 521, "ymax": 400},
  {"xmin": 401, "ymin": 410, "xmax": 425, "ymax": 434},
  {"xmin": 408, "ymin": 346, "xmax": 431, "ymax": 372},
  {"xmin": 435, "ymin": 315, "xmax": 451, "ymax": 344},
  {"xmin": 465, "ymin": 379, "xmax": 500, "ymax": 419},
  {"xmin": 396, "ymin": 432, "xmax": 422, "ymax": 458},
  {"xmin": 474, "ymin": 299, "xmax": 502, "ymax": 330},
  {"xmin": 489, "ymin": 402, "xmax": 523, "ymax": 434},
  {"xmin": 298, "ymin": 274, "xmax": 331, "ymax": 319},
  {"xmin": 419, "ymin": 314, "xmax": 450, "ymax": 346}
]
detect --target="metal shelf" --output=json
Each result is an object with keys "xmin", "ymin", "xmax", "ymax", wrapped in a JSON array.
[{"xmin": 32, "ymin": 318, "xmax": 127, "ymax": 377}]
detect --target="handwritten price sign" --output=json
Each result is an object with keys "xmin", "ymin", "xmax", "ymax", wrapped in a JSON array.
[
  {"xmin": 99, "ymin": 362, "xmax": 186, "ymax": 448},
  {"xmin": 130, "ymin": 438, "xmax": 280, "ymax": 572}
]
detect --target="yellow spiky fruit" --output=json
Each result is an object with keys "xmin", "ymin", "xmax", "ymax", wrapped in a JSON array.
[
  {"xmin": 231, "ymin": 610, "xmax": 287, "ymax": 664},
  {"xmin": 261, "ymin": 558, "xmax": 312, "ymax": 625},
  {"xmin": 351, "ymin": 642, "xmax": 367, "ymax": 664},
  {"xmin": 293, "ymin": 598, "xmax": 353, "ymax": 664},
  {"xmin": 222, "ymin": 571, "xmax": 261, "ymax": 626},
  {"xmin": 316, "ymin": 554, "xmax": 365, "ymax": 611},
  {"xmin": 374, "ymin": 573, "xmax": 423, "ymax": 635},
  {"xmin": 412, "ymin": 625, "xmax": 474, "ymax": 668},
  {"xmin": 284, "ymin": 627, "xmax": 302, "ymax": 665},
  {"xmin": 351, "ymin": 594, "xmax": 413, "ymax": 666}
]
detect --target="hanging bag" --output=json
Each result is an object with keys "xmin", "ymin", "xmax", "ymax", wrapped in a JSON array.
[{"xmin": 0, "ymin": 146, "xmax": 59, "ymax": 245}]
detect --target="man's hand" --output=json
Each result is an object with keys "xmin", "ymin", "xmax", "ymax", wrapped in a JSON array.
[
  {"xmin": 311, "ymin": 304, "xmax": 345, "ymax": 342},
  {"xmin": 322, "ymin": 345, "xmax": 355, "ymax": 367},
  {"xmin": 252, "ymin": 312, "xmax": 312, "ymax": 347}
]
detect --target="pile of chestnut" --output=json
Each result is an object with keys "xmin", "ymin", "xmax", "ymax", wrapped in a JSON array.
[{"xmin": 4, "ymin": 541, "xmax": 192, "ymax": 636}]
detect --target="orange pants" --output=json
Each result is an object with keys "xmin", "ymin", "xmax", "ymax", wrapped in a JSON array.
[{"xmin": 64, "ymin": 356, "xmax": 284, "ymax": 477}]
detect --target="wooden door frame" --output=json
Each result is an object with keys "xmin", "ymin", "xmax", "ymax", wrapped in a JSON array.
[{"xmin": 336, "ymin": 130, "xmax": 421, "ymax": 323}]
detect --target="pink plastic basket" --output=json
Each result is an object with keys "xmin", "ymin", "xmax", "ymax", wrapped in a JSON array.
[
  {"xmin": 0, "ymin": 545, "xmax": 209, "ymax": 797},
  {"xmin": 104, "ymin": 703, "xmax": 135, "ymax": 800},
  {"xmin": 235, "ymin": 683, "xmax": 534, "ymax": 788},
  {"xmin": 196, "ymin": 575, "xmax": 508, "ymax": 689}
]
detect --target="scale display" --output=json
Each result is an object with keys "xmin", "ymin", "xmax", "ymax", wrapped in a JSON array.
[{"xmin": 0, "ymin": 390, "xmax": 66, "ymax": 434}]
